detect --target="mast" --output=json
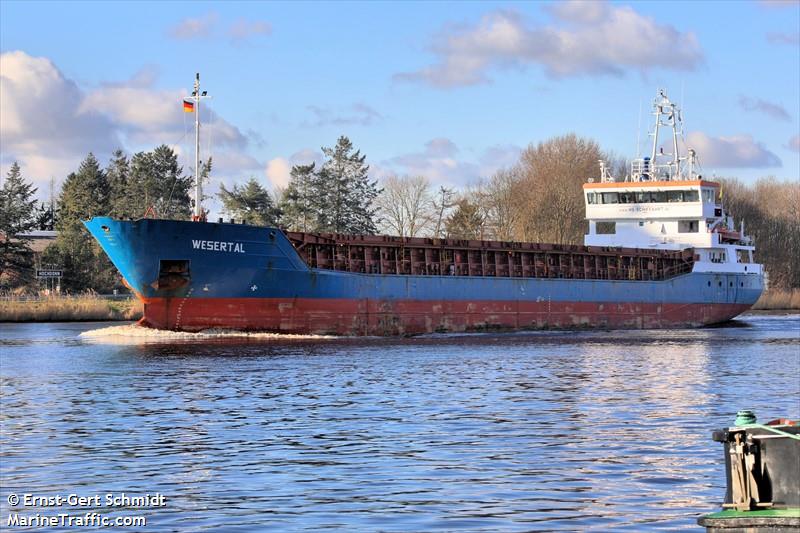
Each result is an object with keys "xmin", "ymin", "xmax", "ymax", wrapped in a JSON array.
[
  {"xmin": 671, "ymin": 106, "xmax": 680, "ymax": 180},
  {"xmin": 194, "ymin": 73, "xmax": 200, "ymax": 219},
  {"xmin": 189, "ymin": 73, "xmax": 210, "ymax": 221},
  {"xmin": 650, "ymin": 91, "xmax": 661, "ymax": 165},
  {"xmin": 647, "ymin": 89, "xmax": 684, "ymax": 181}
]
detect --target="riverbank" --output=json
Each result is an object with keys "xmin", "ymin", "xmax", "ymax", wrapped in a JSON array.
[
  {"xmin": 0, "ymin": 295, "xmax": 142, "ymax": 322},
  {"xmin": 752, "ymin": 288, "xmax": 800, "ymax": 310}
]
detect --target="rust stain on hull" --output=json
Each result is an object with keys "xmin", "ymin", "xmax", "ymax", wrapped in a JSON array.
[{"xmin": 139, "ymin": 297, "xmax": 753, "ymax": 336}]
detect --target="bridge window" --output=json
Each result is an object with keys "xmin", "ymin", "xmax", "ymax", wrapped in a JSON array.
[
  {"xmin": 736, "ymin": 249, "xmax": 750, "ymax": 263},
  {"xmin": 702, "ymin": 190, "xmax": 715, "ymax": 203},
  {"xmin": 596, "ymin": 222, "xmax": 616, "ymax": 234},
  {"xmin": 601, "ymin": 192, "xmax": 619, "ymax": 204},
  {"xmin": 678, "ymin": 220, "xmax": 699, "ymax": 233},
  {"xmin": 590, "ymin": 189, "xmax": 704, "ymax": 204},
  {"xmin": 619, "ymin": 192, "xmax": 635, "ymax": 203}
]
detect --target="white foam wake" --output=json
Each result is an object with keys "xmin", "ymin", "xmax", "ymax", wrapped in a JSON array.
[{"xmin": 79, "ymin": 323, "xmax": 337, "ymax": 343}]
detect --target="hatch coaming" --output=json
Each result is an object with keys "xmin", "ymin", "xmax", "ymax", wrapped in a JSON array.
[{"xmin": 284, "ymin": 230, "xmax": 695, "ymax": 282}]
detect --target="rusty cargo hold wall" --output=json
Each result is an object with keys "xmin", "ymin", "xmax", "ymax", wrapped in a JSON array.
[{"xmin": 284, "ymin": 232, "xmax": 695, "ymax": 282}]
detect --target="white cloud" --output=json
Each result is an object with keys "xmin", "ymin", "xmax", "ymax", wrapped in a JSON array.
[
  {"xmin": 168, "ymin": 12, "xmax": 218, "ymax": 40},
  {"xmin": 759, "ymin": 0, "xmax": 800, "ymax": 8},
  {"xmin": 303, "ymin": 103, "xmax": 382, "ymax": 127},
  {"xmin": 395, "ymin": 3, "xmax": 703, "ymax": 87},
  {"xmin": 288, "ymin": 149, "xmax": 324, "ymax": 168},
  {"xmin": 168, "ymin": 13, "xmax": 272, "ymax": 45},
  {"xmin": 228, "ymin": 18, "xmax": 272, "ymax": 45},
  {"xmin": 0, "ymin": 51, "xmax": 120, "ymax": 185},
  {"xmin": 265, "ymin": 158, "xmax": 291, "ymax": 189},
  {"xmin": 479, "ymin": 143, "xmax": 522, "ymax": 170},
  {"xmin": 686, "ymin": 132, "xmax": 782, "ymax": 168},
  {"xmin": 382, "ymin": 138, "xmax": 521, "ymax": 186},
  {"xmin": 0, "ymin": 51, "xmax": 260, "ymax": 193},
  {"xmin": 738, "ymin": 96, "xmax": 791, "ymax": 121},
  {"xmin": 263, "ymin": 149, "xmax": 324, "ymax": 189},
  {"xmin": 425, "ymin": 138, "xmax": 459, "ymax": 157},
  {"xmin": 766, "ymin": 31, "xmax": 800, "ymax": 45},
  {"xmin": 73, "ymin": 73, "xmax": 251, "ymax": 174}
]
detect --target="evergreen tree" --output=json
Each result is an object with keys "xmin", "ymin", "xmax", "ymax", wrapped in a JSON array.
[
  {"xmin": 46, "ymin": 153, "xmax": 116, "ymax": 292},
  {"xmin": 0, "ymin": 162, "xmax": 38, "ymax": 288},
  {"xmin": 316, "ymin": 136, "xmax": 380, "ymax": 234},
  {"xmin": 125, "ymin": 145, "xmax": 191, "ymax": 219},
  {"xmin": 445, "ymin": 198, "xmax": 486, "ymax": 240},
  {"xmin": 106, "ymin": 149, "xmax": 130, "ymax": 218},
  {"xmin": 279, "ymin": 163, "xmax": 317, "ymax": 231},
  {"xmin": 35, "ymin": 201, "xmax": 57, "ymax": 231},
  {"xmin": 218, "ymin": 178, "xmax": 281, "ymax": 226},
  {"xmin": 56, "ymin": 153, "xmax": 109, "ymax": 232}
]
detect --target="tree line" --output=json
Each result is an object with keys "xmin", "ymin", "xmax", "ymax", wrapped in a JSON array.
[
  {"xmin": 0, "ymin": 136, "xmax": 380, "ymax": 292},
  {"xmin": 1, "ymin": 133, "xmax": 798, "ymax": 293}
]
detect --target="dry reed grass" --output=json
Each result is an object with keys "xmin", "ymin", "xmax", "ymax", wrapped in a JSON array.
[
  {"xmin": 752, "ymin": 288, "xmax": 800, "ymax": 310},
  {"xmin": 0, "ymin": 295, "xmax": 143, "ymax": 322}
]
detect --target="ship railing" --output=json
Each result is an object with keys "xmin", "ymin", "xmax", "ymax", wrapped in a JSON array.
[{"xmin": 630, "ymin": 159, "xmax": 680, "ymax": 182}]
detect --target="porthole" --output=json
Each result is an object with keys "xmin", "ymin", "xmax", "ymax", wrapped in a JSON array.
[
  {"xmin": 740, "ymin": 282, "xmax": 744, "ymax": 287},
  {"xmin": 729, "ymin": 282, "xmax": 733, "ymax": 287},
  {"xmin": 707, "ymin": 281, "xmax": 711, "ymax": 287},
  {"xmin": 718, "ymin": 281, "xmax": 722, "ymax": 287}
]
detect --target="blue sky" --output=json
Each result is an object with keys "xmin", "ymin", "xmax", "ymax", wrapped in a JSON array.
[{"xmin": 1, "ymin": 0, "xmax": 798, "ymax": 207}]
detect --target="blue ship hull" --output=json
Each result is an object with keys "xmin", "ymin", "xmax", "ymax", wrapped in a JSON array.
[{"xmin": 84, "ymin": 217, "xmax": 764, "ymax": 335}]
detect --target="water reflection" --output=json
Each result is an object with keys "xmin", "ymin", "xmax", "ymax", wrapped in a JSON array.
[{"xmin": 1, "ymin": 317, "xmax": 798, "ymax": 531}]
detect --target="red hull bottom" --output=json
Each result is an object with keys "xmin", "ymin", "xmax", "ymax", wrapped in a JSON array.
[{"xmin": 140, "ymin": 298, "xmax": 753, "ymax": 336}]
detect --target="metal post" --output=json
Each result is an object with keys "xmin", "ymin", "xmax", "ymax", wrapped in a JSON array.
[
  {"xmin": 194, "ymin": 73, "xmax": 201, "ymax": 219},
  {"xmin": 671, "ymin": 102, "xmax": 680, "ymax": 181},
  {"xmin": 650, "ymin": 92, "xmax": 661, "ymax": 167}
]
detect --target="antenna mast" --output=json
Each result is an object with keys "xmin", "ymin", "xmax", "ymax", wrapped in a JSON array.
[{"xmin": 647, "ymin": 89, "xmax": 683, "ymax": 181}]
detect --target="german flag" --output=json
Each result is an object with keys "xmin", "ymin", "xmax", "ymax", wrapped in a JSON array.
[{"xmin": 183, "ymin": 99, "xmax": 194, "ymax": 113}]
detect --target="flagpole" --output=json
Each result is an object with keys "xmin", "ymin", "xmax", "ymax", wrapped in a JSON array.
[
  {"xmin": 194, "ymin": 73, "xmax": 201, "ymax": 220},
  {"xmin": 187, "ymin": 73, "xmax": 210, "ymax": 221}
]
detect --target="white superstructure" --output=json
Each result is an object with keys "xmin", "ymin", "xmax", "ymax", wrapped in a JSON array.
[{"xmin": 583, "ymin": 90, "xmax": 762, "ymax": 277}]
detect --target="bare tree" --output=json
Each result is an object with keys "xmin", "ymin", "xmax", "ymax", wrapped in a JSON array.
[
  {"xmin": 376, "ymin": 175, "xmax": 435, "ymax": 237},
  {"xmin": 475, "ymin": 166, "xmax": 522, "ymax": 241},
  {"xmin": 513, "ymin": 134, "xmax": 603, "ymax": 244},
  {"xmin": 433, "ymin": 186, "xmax": 456, "ymax": 238},
  {"xmin": 719, "ymin": 176, "xmax": 800, "ymax": 289}
]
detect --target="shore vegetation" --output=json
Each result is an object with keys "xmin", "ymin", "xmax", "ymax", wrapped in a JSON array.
[
  {"xmin": 752, "ymin": 289, "xmax": 800, "ymax": 310},
  {"xmin": 0, "ymin": 294, "xmax": 142, "ymax": 322}
]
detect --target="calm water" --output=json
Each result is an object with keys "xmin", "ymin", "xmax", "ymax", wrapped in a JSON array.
[{"xmin": 1, "ymin": 315, "xmax": 799, "ymax": 531}]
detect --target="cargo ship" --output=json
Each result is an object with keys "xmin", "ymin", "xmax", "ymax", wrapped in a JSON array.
[{"xmin": 85, "ymin": 85, "xmax": 764, "ymax": 335}]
